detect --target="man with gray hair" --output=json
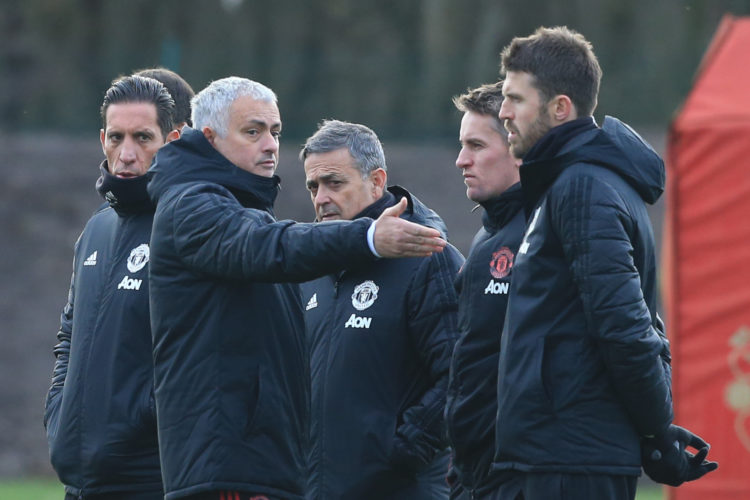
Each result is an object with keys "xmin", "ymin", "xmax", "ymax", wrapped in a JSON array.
[
  {"xmin": 146, "ymin": 78, "xmax": 447, "ymax": 500},
  {"xmin": 300, "ymin": 119, "xmax": 464, "ymax": 499}
]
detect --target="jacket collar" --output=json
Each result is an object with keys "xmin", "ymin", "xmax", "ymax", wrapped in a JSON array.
[
  {"xmin": 479, "ymin": 182, "xmax": 524, "ymax": 231},
  {"xmin": 95, "ymin": 161, "xmax": 154, "ymax": 215}
]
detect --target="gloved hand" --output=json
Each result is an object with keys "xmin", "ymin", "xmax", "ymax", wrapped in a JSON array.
[{"xmin": 641, "ymin": 424, "xmax": 718, "ymax": 486}]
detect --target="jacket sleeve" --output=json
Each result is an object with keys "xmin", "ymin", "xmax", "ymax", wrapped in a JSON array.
[
  {"xmin": 394, "ymin": 245, "xmax": 463, "ymax": 467},
  {"xmin": 166, "ymin": 184, "xmax": 377, "ymax": 282},
  {"xmin": 44, "ymin": 253, "xmax": 76, "ymax": 434},
  {"xmin": 551, "ymin": 173, "xmax": 672, "ymax": 437}
]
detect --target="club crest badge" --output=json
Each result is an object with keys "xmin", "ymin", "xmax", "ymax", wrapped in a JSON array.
[
  {"xmin": 351, "ymin": 280, "xmax": 379, "ymax": 311},
  {"xmin": 126, "ymin": 243, "xmax": 150, "ymax": 273},
  {"xmin": 489, "ymin": 246, "xmax": 514, "ymax": 279}
]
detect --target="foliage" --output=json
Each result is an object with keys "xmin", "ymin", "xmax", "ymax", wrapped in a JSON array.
[{"xmin": 3, "ymin": 0, "xmax": 750, "ymax": 138}]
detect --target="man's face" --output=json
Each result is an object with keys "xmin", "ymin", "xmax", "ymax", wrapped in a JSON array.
[
  {"xmin": 304, "ymin": 148, "xmax": 384, "ymax": 221},
  {"xmin": 207, "ymin": 95, "xmax": 281, "ymax": 177},
  {"xmin": 456, "ymin": 111, "xmax": 520, "ymax": 203},
  {"xmin": 499, "ymin": 71, "xmax": 553, "ymax": 159},
  {"xmin": 100, "ymin": 102, "xmax": 166, "ymax": 178}
]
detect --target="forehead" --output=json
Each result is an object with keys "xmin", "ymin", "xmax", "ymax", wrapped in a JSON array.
[
  {"xmin": 460, "ymin": 111, "xmax": 503, "ymax": 139},
  {"xmin": 303, "ymin": 148, "xmax": 359, "ymax": 178},
  {"xmin": 104, "ymin": 101, "xmax": 160, "ymax": 130},
  {"xmin": 228, "ymin": 95, "xmax": 280, "ymax": 125},
  {"xmin": 502, "ymin": 71, "xmax": 538, "ymax": 96}
]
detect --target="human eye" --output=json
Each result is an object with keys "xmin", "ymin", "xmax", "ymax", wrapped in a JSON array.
[{"xmin": 108, "ymin": 132, "xmax": 122, "ymax": 142}]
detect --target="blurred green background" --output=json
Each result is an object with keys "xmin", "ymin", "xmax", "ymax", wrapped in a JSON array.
[{"xmin": 3, "ymin": 0, "xmax": 748, "ymax": 139}]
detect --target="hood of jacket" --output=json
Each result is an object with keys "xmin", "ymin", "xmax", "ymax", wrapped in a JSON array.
[
  {"xmin": 146, "ymin": 127, "xmax": 280, "ymax": 212},
  {"xmin": 520, "ymin": 116, "xmax": 665, "ymax": 210}
]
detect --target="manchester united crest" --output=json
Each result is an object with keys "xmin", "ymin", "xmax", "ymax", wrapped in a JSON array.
[
  {"xmin": 126, "ymin": 243, "xmax": 150, "ymax": 273},
  {"xmin": 489, "ymin": 246, "xmax": 514, "ymax": 279},
  {"xmin": 351, "ymin": 280, "xmax": 379, "ymax": 311}
]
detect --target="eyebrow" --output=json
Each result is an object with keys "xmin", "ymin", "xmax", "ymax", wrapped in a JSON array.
[
  {"xmin": 306, "ymin": 172, "xmax": 343, "ymax": 189},
  {"xmin": 245, "ymin": 119, "xmax": 282, "ymax": 130}
]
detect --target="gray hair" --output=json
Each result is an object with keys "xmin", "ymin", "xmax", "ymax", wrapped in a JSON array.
[
  {"xmin": 191, "ymin": 76, "xmax": 277, "ymax": 138},
  {"xmin": 299, "ymin": 119, "xmax": 386, "ymax": 178}
]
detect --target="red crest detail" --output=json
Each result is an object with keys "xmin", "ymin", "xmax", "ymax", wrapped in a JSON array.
[{"xmin": 489, "ymin": 246, "xmax": 514, "ymax": 279}]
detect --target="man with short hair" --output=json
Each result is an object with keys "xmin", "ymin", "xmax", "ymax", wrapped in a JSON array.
[
  {"xmin": 488, "ymin": 26, "xmax": 717, "ymax": 499},
  {"xmin": 134, "ymin": 67, "xmax": 195, "ymax": 129},
  {"xmin": 299, "ymin": 119, "xmax": 464, "ymax": 500},
  {"xmin": 147, "ymin": 77, "xmax": 446, "ymax": 500},
  {"xmin": 443, "ymin": 82, "xmax": 524, "ymax": 499},
  {"xmin": 44, "ymin": 73, "xmax": 186, "ymax": 500}
]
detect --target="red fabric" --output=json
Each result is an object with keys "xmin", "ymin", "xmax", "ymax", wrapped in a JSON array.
[{"xmin": 665, "ymin": 14, "xmax": 750, "ymax": 500}]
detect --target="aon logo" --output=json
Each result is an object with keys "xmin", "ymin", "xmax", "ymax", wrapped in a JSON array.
[
  {"xmin": 118, "ymin": 276, "xmax": 143, "ymax": 290},
  {"xmin": 345, "ymin": 314, "xmax": 372, "ymax": 329},
  {"xmin": 484, "ymin": 279, "xmax": 509, "ymax": 295}
]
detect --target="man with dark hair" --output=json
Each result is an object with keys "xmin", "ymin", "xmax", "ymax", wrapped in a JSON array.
[
  {"xmin": 487, "ymin": 26, "xmax": 717, "ymax": 499},
  {"xmin": 443, "ymin": 82, "xmax": 524, "ymax": 499},
  {"xmin": 135, "ymin": 67, "xmax": 195, "ymax": 129},
  {"xmin": 147, "ymin": 77, "xmax": 446, "ymax": 500},
  {"xmin": 299, "ymin": 119, "xmax": 464, "ymax": 499},
  {"xmin": 43, "ymin": 73, "xmax": 187, "ymax": 500}
]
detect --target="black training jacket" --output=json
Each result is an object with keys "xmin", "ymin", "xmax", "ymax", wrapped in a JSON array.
[
  {"xmin": 492, "ymin": 116, "xmax": 673, "ymax": 476},
  {"xmin": 301, "ymin": 187, "xmax": 464, "ymax": 500},
  {"xmin": 146, "ymin": 128, "xmax": 381, "ymax": 500},
  {"xmin": 444, "ymin": 183, "xmax": 525, "ymax": 498},
  {"xmin": 44, "ymin": 162, "xmax": 163, "ymax": 498}
]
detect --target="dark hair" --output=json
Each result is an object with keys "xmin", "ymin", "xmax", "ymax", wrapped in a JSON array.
[
  {"xmin": 453, "ymin": 82, "xmax": 507, "ymax": 137},
  {"xmin": 134, "ymin": 67, "xmax": 195, "ymax": 127},
  {"xmin": 500, "ymin": 26, "xmax": 602, "ymax": 117},
  {"xmin": 100, "ymin": 75, "xmax": 175, "ymax": 138}
]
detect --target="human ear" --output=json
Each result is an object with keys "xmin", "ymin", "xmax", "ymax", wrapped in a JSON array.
[{"xmin": 550, "ymin": 95, "xmax": 576, "ymax": 122}]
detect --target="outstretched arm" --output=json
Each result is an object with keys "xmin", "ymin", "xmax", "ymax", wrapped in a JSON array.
[{"xmin": 372, "ymin": 198, "xmax": 446, "ymax": 258}]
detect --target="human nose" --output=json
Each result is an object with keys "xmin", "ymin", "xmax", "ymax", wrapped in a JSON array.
[
  {"xmin": 261, "ymin": 131, "xmax": 279, "ymax": 154},
  {"xmin": 499, "ymin": 100, "xmax": 512, "ymax": 121},
  {"xmin": 119, "ymin": 137, "xmax": 138, "ymax": 164},
  {"xmin": 456, "ymin": 148, "xmax": 470, "ymax": 169},
  {"xmin": 313, "ymin": 185, "xmax": 330, "ymax": 207}
]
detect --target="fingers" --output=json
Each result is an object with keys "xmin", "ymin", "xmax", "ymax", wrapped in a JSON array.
[
  {"xmin": 686, "ymin": 432, "xmax": 709, "ymax": 451},
  {"xmin": 687, "ymin": 459, "xmax": 718, "ymax": 481},
  {"xmin": 381, "ymin": 197, "xmax": 408, "ymax": 218},
  {"xmin": 691, "ymin": 446, "xmax": 708, "ymax": 464}
]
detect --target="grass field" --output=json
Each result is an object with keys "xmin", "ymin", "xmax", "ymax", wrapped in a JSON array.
[
  {"xmin": 0, "ymin": 478, "xmax": 665, "ymax": 499},
  {"xmin": 0, "ymin": 478, "xmax": 64, "ymax": 500}
]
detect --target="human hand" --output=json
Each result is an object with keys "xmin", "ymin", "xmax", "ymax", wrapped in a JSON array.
[
  {"xmin": 373, "ymin": 198, "xmax": 446, "ymax": 258},
  {"xmin": 642, "ymin": 425, "xmax": 718, "ymax": 486}
]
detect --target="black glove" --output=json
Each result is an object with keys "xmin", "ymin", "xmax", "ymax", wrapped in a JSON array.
[{"xmin": 641, "ymin": 424, "xmax": 718, "ymax": 486}]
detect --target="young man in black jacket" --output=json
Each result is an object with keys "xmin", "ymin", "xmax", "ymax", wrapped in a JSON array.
[
  {"xmin": 299, "ymin": 119, "xmax": 464, "ymax": 500},
  {"xmin": 44, "ymin": 73, "xmax": 190, "ymax": 500},
  {"xmin": 147, "ymin": 78, "xmax": 447, "ymax": 500},
  {"xmin": 487, "ymin": 26, "xmax": 717, "ymax": 499},
  {"xmin": 443, "ymin": 83, "xmax": 524, "ymax": 499}
]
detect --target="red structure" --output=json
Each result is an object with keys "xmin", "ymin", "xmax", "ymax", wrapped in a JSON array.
[{"xmin": 664, "ymin": 14, "xmax": 750, "ymax": 500}]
